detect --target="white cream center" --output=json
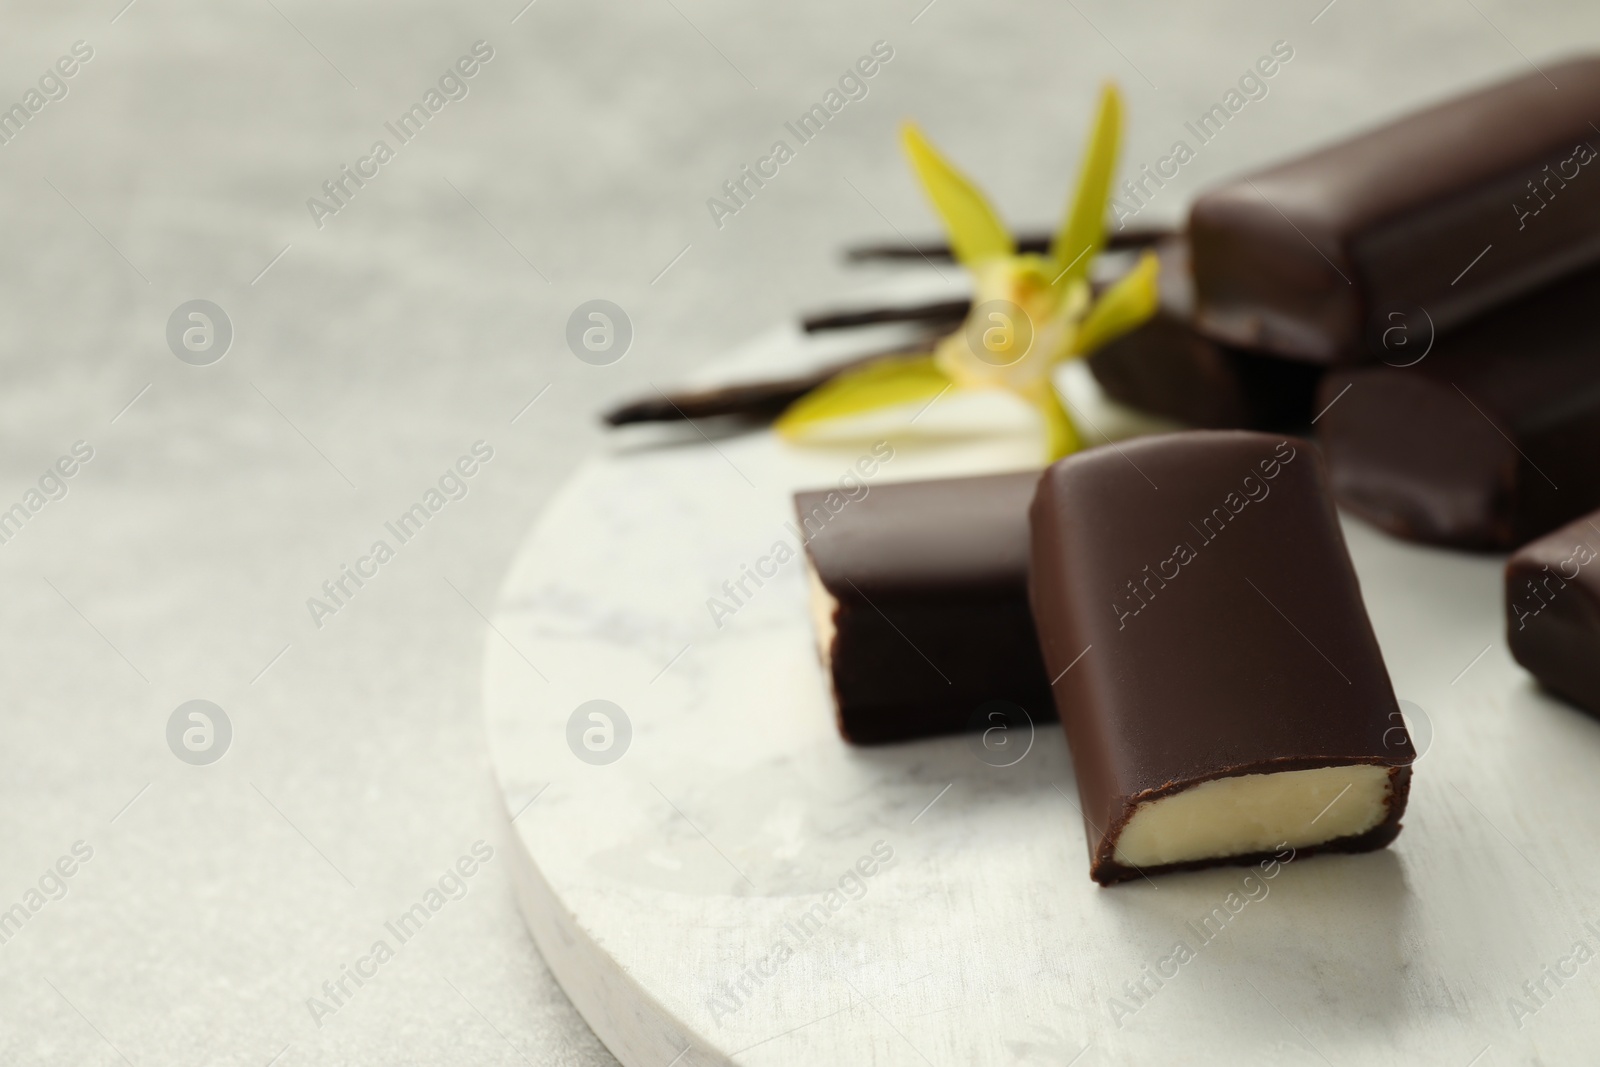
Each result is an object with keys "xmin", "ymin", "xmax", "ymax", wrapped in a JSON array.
[
  {"xmin": 805, "ymin": 563, "xmax": 838, "ymax": 669},
  {"xmin": 1113, "ymin": 764, "xmax": 1394, "ymax": 868}
]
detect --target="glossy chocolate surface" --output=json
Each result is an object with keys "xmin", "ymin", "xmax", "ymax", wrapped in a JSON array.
[
  {"xmin": 1191, "ymin": 57, "xmax": 1600, "ymax": 363},
  {"xmin": 1507, "ymin": 510, "xmax": 1600, "ymax": 716},
  {"xmin": 1088, "ymin": 241, "xmax": 1322, "ymax": 429},
  {"xmin": 1028, "ymin": 431, "xmax": 1412, "ymax": 883},
  {"xmin": 797, "ymin": 471, "xmax": 1052, "ymax": 745},
  {"xmin": 1316, "ymin": 264, "xmax": 1600, "ymax": 549}
]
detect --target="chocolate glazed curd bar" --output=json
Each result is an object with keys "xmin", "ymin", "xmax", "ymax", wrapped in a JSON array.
[
  {"xmin": 1507, "ymin": 511, "xmax": 1600, "ymax": 716},
  {"xmin": 1028, "ymin": 431, "xmax": 1413, "ymax": 884},
  {"xmin": 1190, "ymin": 56, "xmax": 1600, "ymax": 363},
  {"xmin": 796, "ymin": 471, "xmax": 1052, "ymax": 745},
  {"xmin": 1087, "ymin": 240, "xmax": 1322, "ymax": 430},
  {"xmin": 1315, "ymin": 263, "xmax": 1600, "ymax": 550}
]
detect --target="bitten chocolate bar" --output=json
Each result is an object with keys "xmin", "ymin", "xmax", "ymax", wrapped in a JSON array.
[
  {"xmin": 1191, "ymin": 56, "xmax": 1600, "ymax": 363},
  {"xmin": 1087, "ymin": 241, "xmax": 1321, "ymax": 429},
  {"xmin": 797, "ymin": 471, "xmax": 1052, "ymax": 744},
  {"xmin": 1507, "ymin": 511, "xmax": 1600, "ymax": 716},
  {"xmin": 1315, "ymin": 264, "xmax": 1600, "ymax": 550},
  {"xmin": 1028, "ymin": 431, "xmax": 1413, "ymax": 884}
]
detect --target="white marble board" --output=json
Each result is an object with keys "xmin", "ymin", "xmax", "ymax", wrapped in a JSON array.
[{"xmin": 482, "ymin": 315, "xmax": 1600, "ymax": 1067}]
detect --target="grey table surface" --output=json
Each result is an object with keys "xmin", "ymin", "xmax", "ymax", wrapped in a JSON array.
[{"xmin": 0, "ymin": 1, "xmax": 1594, "ymax": 1063}]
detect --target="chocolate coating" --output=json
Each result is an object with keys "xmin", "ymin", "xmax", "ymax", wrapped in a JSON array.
[
  {"xmin": 1507, "ymin": 511, "xmax": 1600, "ymax": 715},
  {"xmin": 1191, "ymin": 56, "xmax": 1600, "ymax": 363},
  {"xmin": 797, "ymin": 471, "xmax": 1052, "ymax": 744},
  {"xmin": 1088, "ymin": 241, "xmax": 1322, "ymax": 429},
  {"xmin": 1316, "ymin": 263, "xmax": 1600, "ymax": 550},
  {"xmin": 1028, "ymin": 431, "xmax": 1412, "ymax": 883}
]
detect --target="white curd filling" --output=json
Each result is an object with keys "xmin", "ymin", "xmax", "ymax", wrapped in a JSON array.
[
  {"xmin": 1113, "ymin": 763, "xmax": 1393, "ymax": 868},
  {"xmin": 806, "ymin": 563, "xmax": 838, "ymax": 669}
]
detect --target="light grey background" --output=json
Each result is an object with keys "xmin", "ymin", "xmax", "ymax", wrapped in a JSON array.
[{"xmin": 0, "ymin": 0, "xmax": 1592, "ymax": 1063}]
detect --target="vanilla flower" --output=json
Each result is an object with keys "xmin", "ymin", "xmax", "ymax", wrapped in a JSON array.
[{"xmin": 777, "ymin": 84, "xmax": 1159, "ymax": 460}]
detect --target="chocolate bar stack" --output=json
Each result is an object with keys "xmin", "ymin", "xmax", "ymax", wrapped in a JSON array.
[
  {"xmin": 605, "ymin": 59, "xmax": 1600, "ymax": 883},
  {"xmin": 824, "ymin": 57, "xmax": 1600, "ymax": 552},
  {"xmin": 1184, "ymin": 55, "xmax": 1600, "ymax": 551},
  {"xmin": 785, "ymin": 59, "xmax": 1600, "ymax": 882}
]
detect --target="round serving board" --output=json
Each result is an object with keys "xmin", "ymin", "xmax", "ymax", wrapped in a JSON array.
[{"xmin": 484, "ymin": 316, "xmax": 1600, "ymax": 1067}]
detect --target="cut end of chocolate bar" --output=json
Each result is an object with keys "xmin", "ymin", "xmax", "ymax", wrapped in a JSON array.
[
  {"xmin": 1029, "ymin": 431, "xmax": 1414, "ymax": 884},
  {"xmin": 1111, "ymin": 764, "xmax": 1399, "ymax": 871},
  {"xmin": 805, "ymin": 560, "xmax": 838, "ymax": 670}
]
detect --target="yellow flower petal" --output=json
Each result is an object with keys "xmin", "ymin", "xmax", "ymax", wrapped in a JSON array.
[
  {"xmin": 1050, "ymin": 83, "xmax": 1122, "ymax": 294},
  {"xmin": 776, "ymin": 354, "xmax": 952, "ymax": 438},
  {"xmin": 1024, "ymin": 381, "xmax": 1082, "ymax": 461},
  {"xmin": 1074, "ymin": 251, "xmax": 1160, "ymax": 356},
  {"xmin": 901, "ymin": 123, "xmax": 1014, "ymax": 266}
]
